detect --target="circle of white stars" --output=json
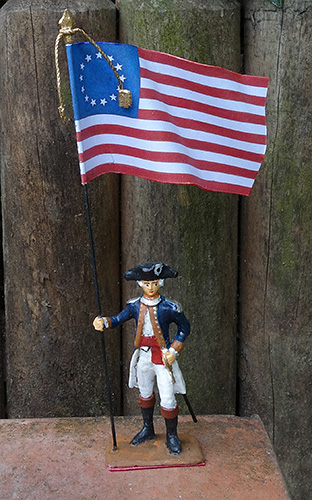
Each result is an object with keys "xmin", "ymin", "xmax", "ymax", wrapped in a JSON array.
[{"xmin": 79, "ymin": 52, "xmax": 126, "ymax": 109}]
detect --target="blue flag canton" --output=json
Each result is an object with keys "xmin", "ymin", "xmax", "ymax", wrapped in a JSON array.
[{"xmin": 66, "ymin": 42, "xmax": 140, "ymax": 120}]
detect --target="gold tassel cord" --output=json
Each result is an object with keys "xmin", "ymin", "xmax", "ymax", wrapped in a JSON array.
[
  {"xmin": 55, "ymin": 10, "xmax": 132, "ymax": 124},
  {"xmin": 55, "ymin": 32, "xmax": 68, "ymax": 123}
]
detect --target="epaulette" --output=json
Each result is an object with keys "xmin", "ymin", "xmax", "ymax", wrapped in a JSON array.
[
  {"xmin": 167, "ymin": 298, "xmax": 183, "ymax": 313},
  {"xmin": 126, "ymin": 296, "xmax": 140, "ymax": 304}
]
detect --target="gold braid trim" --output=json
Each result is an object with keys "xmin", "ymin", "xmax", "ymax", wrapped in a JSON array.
[
  {"xmin": 148, "ymin": 307, "xmax": 167, "ymax": 349},
  {"xmin": 134, "ymin": 303, "xmax": 148, "ymax": 348},
  {"xmin": 134, "ymin": 303, "xmax": 167, "ymax": 350}
]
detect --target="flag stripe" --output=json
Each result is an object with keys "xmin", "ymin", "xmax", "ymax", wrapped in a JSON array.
[
  {"xmin": 81, "ymin": 163, "xmax": 252, "ymax": 196},
  {"xmin": 138, "ymin": 47, "xmax": 269, "ymax": 91},
  {"xmin": 77, "ymin": 113, "xmax": 267, "ymax": 146},
  {"xmin": 77, "ymin": 127, "xmax": 264, "ymax": 165},
  {"xmin": 78, "ymin": 144, "xmax": 258, "ymax": 179},
  {"xmin": 140, "ymin": 67, "xmax": 267, "ymax": 108},
  {"xmin": 78, "ymin": 140, "xmax": 259, "ymax": 174},
  {"xmin": 77, "ymin": 120, "xmax": 265, "ymax": 154},
  {"xmin": 78, "ymin": 153, "xmax": 255, "ymax": 187},
  {"xmin": 140, "ymin": 87, "xmax": 267, "ymax": 124},
  {"xmin": 138, "ymin": 102, "xmax": 267, "ymax": 135}
]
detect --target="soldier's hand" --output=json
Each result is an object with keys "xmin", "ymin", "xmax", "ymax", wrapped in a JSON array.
[
  {"xmin": 93, "ymin": 316, "xmax": 105, "ymax": 331},
  {"xmin": 163, "ymin": 350, "xmax": 176, "ymax": 366}
]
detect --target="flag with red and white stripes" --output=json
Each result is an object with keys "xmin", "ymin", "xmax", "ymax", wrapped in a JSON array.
[{"xmin": 66, "ymin": 41, "xmax": 269, "ymax": 195}]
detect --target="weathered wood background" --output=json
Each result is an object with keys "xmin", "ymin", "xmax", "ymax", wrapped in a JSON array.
[
  {"xmin": 0, "ymin": 0, "xmax": 311, "ymax": 499},
  {"xmin": 239, "ymin": 2, "xmax": 312, "ymax": 499}
]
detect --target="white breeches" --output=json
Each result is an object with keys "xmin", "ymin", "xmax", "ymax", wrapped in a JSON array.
[{"xmin": 132, "ymin": 347, "xmax": 186, "ymax": 410}]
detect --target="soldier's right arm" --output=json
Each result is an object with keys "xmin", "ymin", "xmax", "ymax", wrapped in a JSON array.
[{"xmin": 92, "ymin": 302, "xmax": 136, "ymax": 332}]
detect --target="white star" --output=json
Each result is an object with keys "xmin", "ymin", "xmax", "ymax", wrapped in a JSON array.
[
  {"xmin": 96, "ymin": 52, "xmax": 102, "ymax": 59},
  {"xmin": 81, "ymin": 86, "xmax": 85, "ymax": 93},
  {"xmin": 91, "ymin": 98, "xmax": 96, "ymax": 106},
  {"xmin": 79, "ymin": 75, "xmax": 83, "ymax": 81},
  {"xmin": 100, "ymin": 98, "xmax": 107, "ymax": 106},
  {"xmin": 108, "ymin": 55, "xmax": 114, "ymax": 62},
  {"xmin": 110, "ymin": 94, "xmax": 117, "ymax": 101},
  {"xmin": 120, "ymin": 74, "xmax": 126, "ymax": 82},
  {"xmin": 85, "ymin": 54, "xmax": 92, "ymax": 62},
  {"xmin": 85, "ymin": 95, "xmax": 89, "ymax": 102},
  {"xmin": 80, "ymin": 63, "xmax": 85, "ymax": 70},
  {"xmin": 115, "ymin": 63, "xmax": 122, "ymax": 71}
]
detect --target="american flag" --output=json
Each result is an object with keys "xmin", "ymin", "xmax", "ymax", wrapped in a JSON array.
[{"xmin": 66, "ymin": 42, "xmax": 269, "ymax": 196}]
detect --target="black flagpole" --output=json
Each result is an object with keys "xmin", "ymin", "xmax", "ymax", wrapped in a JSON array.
[{"xmin": 83, "ymin": 184, "xmax": 117, "ymax": 451}]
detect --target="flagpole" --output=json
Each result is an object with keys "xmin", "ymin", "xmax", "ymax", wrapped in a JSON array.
[
  {"xmin": 83, "ymin": 184, "xmax": 117, "ymax": 452},
  {"xmin": 55, "ymin": 10, "xmax": 120, "ymax": 452}
]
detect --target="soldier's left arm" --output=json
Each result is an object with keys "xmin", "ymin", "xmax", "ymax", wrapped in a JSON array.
[{"xmin": 170, "ymin": 301, "xmax": 191, "ymax": 356}]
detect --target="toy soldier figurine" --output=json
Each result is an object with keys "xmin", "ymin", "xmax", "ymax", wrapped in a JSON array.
[{"xmin": 93, "ymin": 262, "xmax": 190, "ymax": 455}]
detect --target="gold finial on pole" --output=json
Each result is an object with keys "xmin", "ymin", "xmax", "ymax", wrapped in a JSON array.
[{"xmin": 58, "ymin": 9, "xmax": 75, "ymax": 44}]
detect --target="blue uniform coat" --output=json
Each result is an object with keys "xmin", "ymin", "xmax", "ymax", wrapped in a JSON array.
[{"xmin": 108, "ymin": 295, "xmax": 190, "ymax": 349}]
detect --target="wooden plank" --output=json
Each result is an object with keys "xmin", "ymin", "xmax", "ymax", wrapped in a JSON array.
[
  {"xmin": 239, "ymin": 2, "xmax": 312, "ymax": 499},
  {"xmin": 0, "ymin": 211, "xmax": 5, "ymax": 417},
  {"xmin": 0, "ymin": 0, "xmax": 7, "ymax": 419},
  {"xmin": 0, "ymin": 0, "xmax": 121, "ymax": 418},
  {"xmin": 118, "ymin": 0, "xmax": 241, "ymax": 416}
]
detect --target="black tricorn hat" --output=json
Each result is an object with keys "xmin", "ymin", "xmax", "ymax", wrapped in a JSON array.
[{"xmin": 124, "ymin": 262, "xmax": 178, "ymax": 281}]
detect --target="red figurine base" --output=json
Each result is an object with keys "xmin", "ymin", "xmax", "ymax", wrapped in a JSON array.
[{"xmin": 105, "ymin": 432, "xmax": 205, "ymax": 471}]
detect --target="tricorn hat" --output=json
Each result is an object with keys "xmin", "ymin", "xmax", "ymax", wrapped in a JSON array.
[{"xmin": 124, "ymin": 262, "xmax": 178, "ymax": 281}]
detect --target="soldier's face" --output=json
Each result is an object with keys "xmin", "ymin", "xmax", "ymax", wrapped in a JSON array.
[{"xmin": 141, "ymin": 280, "xmax": 160, "ymax": 298}]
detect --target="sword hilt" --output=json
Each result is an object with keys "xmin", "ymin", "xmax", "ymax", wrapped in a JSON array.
[{"xmin": 162, "ymin": 351, "xmax": 176, "ymax": 384}]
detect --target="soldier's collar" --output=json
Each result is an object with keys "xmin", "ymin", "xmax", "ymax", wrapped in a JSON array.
[{"xmin": 140, "ymin": 295, "xmax": 162, "ymax": 306}]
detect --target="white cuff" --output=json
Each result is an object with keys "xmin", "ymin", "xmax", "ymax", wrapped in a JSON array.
[
  {"xmin": 103, "ymin": 317, "xmax": 110, "ymax": 328},
  {"xmin": 169, "ymin": 347, "xmax": 178, "ymax": 357}
]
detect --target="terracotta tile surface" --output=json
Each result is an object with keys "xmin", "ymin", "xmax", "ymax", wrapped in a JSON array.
[{"xmin": 0, "ymin": 415, "xmax": 290, "ymax": 500}]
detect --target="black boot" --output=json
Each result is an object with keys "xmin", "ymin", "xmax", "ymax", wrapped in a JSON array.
[
  {"xmin": 130, "ymin": 406, "xmax": 155, "ymax": 445},
  {"xmin": 165, "ymin": 416, "xmax": 182, "ymax": 455}
]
